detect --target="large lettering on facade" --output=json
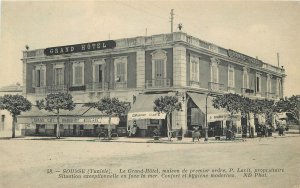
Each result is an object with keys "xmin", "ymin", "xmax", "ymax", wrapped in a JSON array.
[
  {"xmin": 227, "ymin": 49, "xmax": 263, "ymax": 67},
  {"xmin": 44, "ymin": 40, "xmax": 116, "ymax": 56}
]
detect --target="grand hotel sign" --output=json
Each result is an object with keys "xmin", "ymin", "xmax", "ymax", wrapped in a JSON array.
[
  {"xmin": 227, "ymin": 49, "xmax": 263, "ymax": 67},
  {"xmin": 44, "ymin": 40, "xmax": 116, "ymax": 56}
]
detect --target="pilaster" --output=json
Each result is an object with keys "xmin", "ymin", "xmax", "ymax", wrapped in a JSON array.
[
  {"xmin": 173, "ymin": 45, "xmax": 186, "ymax": 87},
  {"xmin": 136, "ymin": 50, "xmax": 145, "ymax": 89}
]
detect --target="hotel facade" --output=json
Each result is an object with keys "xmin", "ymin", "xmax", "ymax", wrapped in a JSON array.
[{"xmin": 19, "ymin": 32, "xmax": 286, "ymax": 137}]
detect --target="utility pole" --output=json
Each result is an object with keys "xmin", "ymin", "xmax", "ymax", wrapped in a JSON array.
[{"xmin": 170, "ymin": 9, "xmax": 174, "ymax": 33}]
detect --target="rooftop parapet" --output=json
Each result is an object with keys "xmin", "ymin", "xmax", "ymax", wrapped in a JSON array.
[{"xmin": 22, "ymin": 32, "xmax": 285, "ymax": 75}]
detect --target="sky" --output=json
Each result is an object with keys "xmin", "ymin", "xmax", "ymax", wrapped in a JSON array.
[{"xmin": 0, "ymin": 1, "xmax": 299, "ymax": 96}]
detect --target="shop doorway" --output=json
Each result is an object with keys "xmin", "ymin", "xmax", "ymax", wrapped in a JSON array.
[
  {"xmin": 160, "ymin": 118, "xmax": 168, "ymax": 137},
  {"xmin": 35, "ymin": 124, "xmax": 40, "ymax": 134},
  {"xmin": 208, "ymin": 121, "xmax": 222, "ymax": 137},
  {"xmin": 73, "ymin": 125, "xmax": 77, "ymax": 135}
]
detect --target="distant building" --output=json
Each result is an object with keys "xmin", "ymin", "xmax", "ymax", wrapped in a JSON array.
[
  {"xmin": 19, "ymin": 32, "xmax": 286, "ymax": 137},
  {"xmin": 0, "ymin": 83, "xmax": 23, "ymax": 137}
]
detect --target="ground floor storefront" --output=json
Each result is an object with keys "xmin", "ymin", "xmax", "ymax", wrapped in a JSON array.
[
  {"xmin": 17, "ymin": 91, "xmax": 272, "ymax": 138},
  {"xmin": 18, "ymin": 105, "xmax": 126, "ymax": 137}
]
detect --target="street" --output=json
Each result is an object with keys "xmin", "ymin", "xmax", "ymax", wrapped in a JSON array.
[{"xmin": 0, "ymin": 136, "xmax": 299, "ymax": 188}]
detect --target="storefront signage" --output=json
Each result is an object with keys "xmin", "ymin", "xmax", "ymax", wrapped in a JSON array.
[
  {"xmin": 208, "ymin": 113, "xmax": 240, "ymax": 122},
  {"xmin": 44, "ymin": 40, "xmax": 116, "ymax": 56},
  {"xmin": 18, "ymin": 116, "xmax": 119, "ymax": 125},
  {"xmin": 227, "ymin": 49, "xmax": 263, "ymax": 67},
  {"xmin": 127, "ymin": 112, "xmax": 166, "ymax": 121}
]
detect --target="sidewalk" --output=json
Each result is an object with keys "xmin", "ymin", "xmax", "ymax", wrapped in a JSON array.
[{"xmin": 10, "ymin": 130, "xmax": 300, "ymax": 144}]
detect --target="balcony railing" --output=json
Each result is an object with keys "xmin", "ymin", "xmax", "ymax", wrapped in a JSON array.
[
  {"xmin": 46, "ymin": 85, "xmax": 68, "ymax": 93},
  {"xmin": 35, "ymin": 87, "xmax": 46, "ymax": 94},
  {"xmin": 86, "ymin": 82, "xmax": 108, "ymax": 91},
  {"xmin": 34, "ymin": 85, "xmax": 68, "ymax": 94},
  {"xmin": 189, "ymin": 81, "xmax": 201, "ymax": 88},
  {"xmin": 146, "ymin": 79, "xmax": 171, "ymax": 88},
  {"xmin": 114, "ymin": 82, "xmax": 127, "ymax": 89},
  {"xmin": 265, "ymin": 92, "xmax": 277, "ymax": 99},
  {"xmin": 241, "ymin": 88, "xmax": 255, "ymax": 96},
  {"xmin": 227, "ymin": 86, "xmax": 236, "ymax": 93},
  {"xmin": 208, "ymin": 82, "xmax": 225, "ymax": 92}
]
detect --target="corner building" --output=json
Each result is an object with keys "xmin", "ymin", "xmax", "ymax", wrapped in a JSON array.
[{"xmin": 20, "ymin": 32, "xmax": 286, "ymax": 137}]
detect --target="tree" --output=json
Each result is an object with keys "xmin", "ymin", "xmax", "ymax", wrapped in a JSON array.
[
  {"xmin": 212, "ymin": 93, "xmax": 243, "ymax": 130},
  {"xmin": 0, "ymin": 94, "xmax": 32, "ymax": 138},
  {"xmin": 252, "ymin": 99, "xmax": 275, "ymax": 125},
  {"xmin": 274, "ymin": 95, "xmax": 300, "ymax": 132},
  {"xmin": 153, "ymin": 96, "xmax": 182, "ymax": 141},
  {"xmin": 85, "ymin": 97, "xmax": 130, "ymax": 139},
  {"xmin": 36, "ymin": 92, "xmax": 75, "ymax": 138}
]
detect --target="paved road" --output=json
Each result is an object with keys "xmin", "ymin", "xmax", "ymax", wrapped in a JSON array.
[{"xmin": 0, "ymin": 136, "xmax": 299, "ymax": 188}]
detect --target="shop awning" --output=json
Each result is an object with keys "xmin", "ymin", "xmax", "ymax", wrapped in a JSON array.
[
  {"xmin": 127, "ymin": 94, "xmax": 168, "ymax": 121},
  {"xmin": 17, "ymin": 105, "xmax": 119, "ymax": 125},
  {"xmin": 275, "ymin": 112, "xmax": 288, "ymax": 120},
  {"xmin": 187, "ymin": 92, "xmax": 237, "ymax": 122}
]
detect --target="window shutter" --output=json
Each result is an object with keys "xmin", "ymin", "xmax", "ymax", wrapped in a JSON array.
[
  {"xmin": 94, "ymin": 65, "xmax": 100, "ymax": 83},
  {"xmin": 78, "ymin": 66, "xmax": 83, "ymax": 85},
  {"xmin": 189, "ymin": 60, "xmax": 193, "ymax": 82},
  {"xmin": 32, "ymin": 69, "xmax": 36, "ymax": 87},
  {"xmin": 40, "ymin": 69, "xmax": 45, "ymax": 87},
  {"xmin": 123, "ymin": 61, "xmax": 127, "ymax": 82},
  {"xmin": 197, "ymin": 61, "xmax": 200, "ymax": 82},
  {"xmin": 61, "ymin": 68, "xmax": 64, "ymax": 85}
]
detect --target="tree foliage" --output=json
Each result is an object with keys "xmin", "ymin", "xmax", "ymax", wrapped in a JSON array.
[
  {"xmin": 212, "ymin": 93, "xmax": 243, "ymax": 115},
  {"xmin": 85, "ymin": 97, "xmax": 130, "ymax": 139},
  {"xmin": 36, "ymin": 92, "xmax": 76, "ymax": 113},
  {"xmin": 36, "ymin": 92, "xmax": 76, "ymax": 138},
  {"xmin": 0, "ymin": 94, "xmax": 32, "ymax": 116},
  {"xmin": 0, "ymin": 94, "xmax": 32, "ymax": 138},
  {"xmin": 85, "ymin": 97, "xmax": 130, "ymax": 117},
  {"xmin": 274, "ymin": 95, "xmax": 300, "ymax": 123},
  {"xmin": 153, "ymin": 96, "xmax": 182, "ymax": 114},
  {"xmin": 153, "ymin": 96, "xmax": 182, "ymax": 141}
]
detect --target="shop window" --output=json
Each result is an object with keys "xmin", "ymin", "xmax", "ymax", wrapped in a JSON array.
[
  {"xmin": 32, "ymin": 65, "xmax": 46, "ymax": 87},
  {"xmin": 72, "ymin": 61, "xmax": 84, "ymax": 86},
  {"xmin": 150, "ymin": 119, "xmax": 159, "ymax": 124}
]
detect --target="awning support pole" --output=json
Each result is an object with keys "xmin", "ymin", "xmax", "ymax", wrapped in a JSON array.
[{"xmin": 205, "ymin": 92, "xmax": 211, "ymax": 141}]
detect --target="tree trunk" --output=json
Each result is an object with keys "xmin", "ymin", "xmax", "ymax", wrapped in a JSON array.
[
  {"xmin": 108, "ymin": 115, "xmax": 112, "ymax": 139},
  {"xmin": 247, "ymin": 112, "xmax": 251, "ymax": 138},
  {"xmin": 56, "ymin": 110, "xmax": 60, "ymax": 139},
  {"xmin": 167, "ymin": 113, "xmax": 171, "ymax": 141},
  {"xmin": 12, "ymin": 115, "xmax": 16, "ymax": 138}
]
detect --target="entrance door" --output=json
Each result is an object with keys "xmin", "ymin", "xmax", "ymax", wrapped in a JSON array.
[{"xmin": 154, "ymin": 60, "xmax": 165, "ymax": 86}]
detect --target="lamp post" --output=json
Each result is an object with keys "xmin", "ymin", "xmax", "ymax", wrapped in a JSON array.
[{"xmin": 205, "ymin": 91, "xmax": 211, "ymax": 142}]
